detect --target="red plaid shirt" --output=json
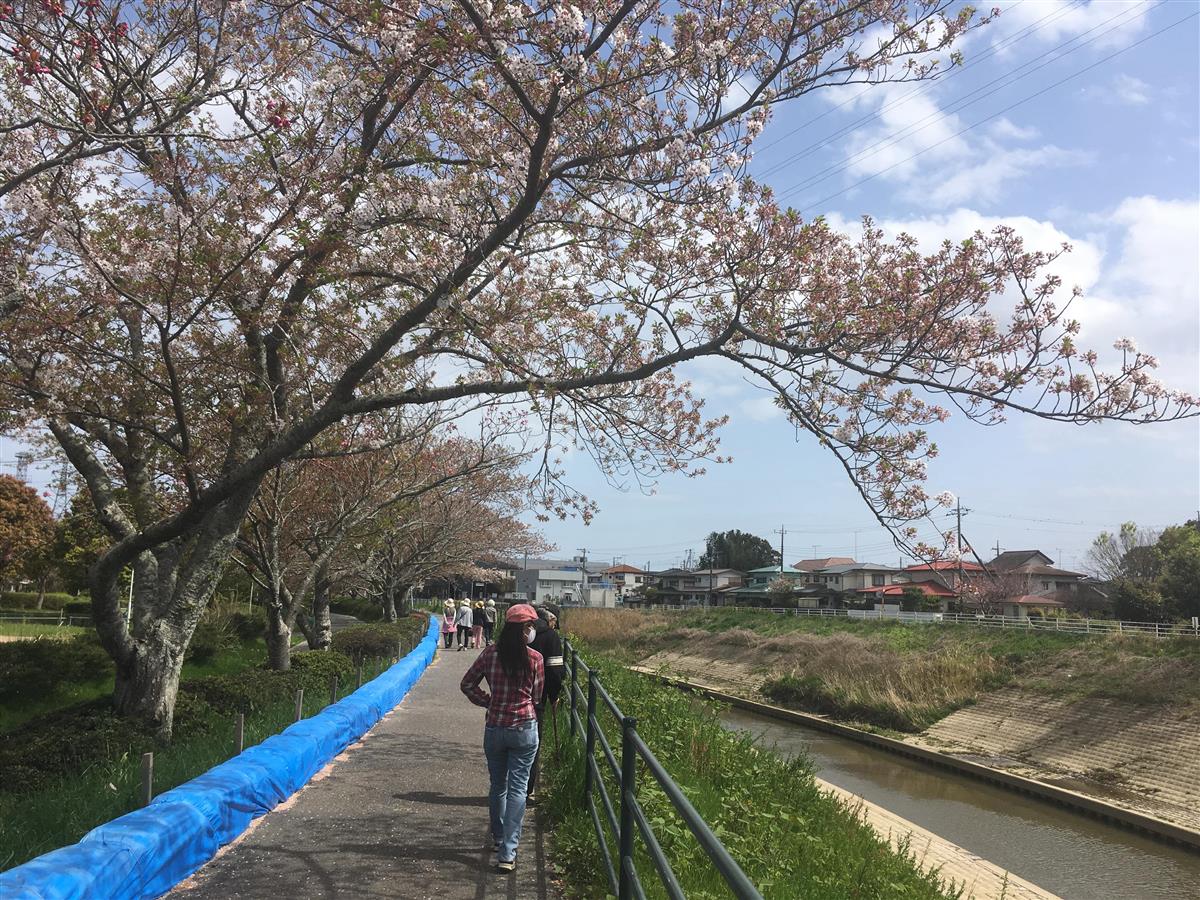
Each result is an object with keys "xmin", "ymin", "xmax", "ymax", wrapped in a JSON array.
[{"xmin": 461, "ymin": 645, "xmax": 544, "ymax": 727}]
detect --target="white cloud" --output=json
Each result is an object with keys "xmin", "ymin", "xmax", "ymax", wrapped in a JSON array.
[
  {"xmin": 1111, "ymin": 73, "xmax": 1150, "ymax": 106},
  {"xmin": 990, "ymin": 1, "xmax": 1150, "ymax": 52},
  {"xmin": 833, "ymin": 197, "xmax": 1198, "ymax": 394},
  {"xmin": 989, "ymin": 118, "xmax": 1039, "ymax": 141},
  {"xmin": 924, "ymin": 144, "xmax": 1090, "ymax": 207},
  {"xmin": 741, "ymin": 394, "xmax": 783, "ymax": 423}
]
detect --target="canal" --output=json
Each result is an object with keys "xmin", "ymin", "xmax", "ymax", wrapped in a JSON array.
[{"xmin": 721, "ymin": 707, "xmax": 1200, "ymax": 899}]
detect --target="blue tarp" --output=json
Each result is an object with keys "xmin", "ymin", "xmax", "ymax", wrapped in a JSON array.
[{"xmin": 0, "ymin": 614, "xmax": 440, "ymax": 900}]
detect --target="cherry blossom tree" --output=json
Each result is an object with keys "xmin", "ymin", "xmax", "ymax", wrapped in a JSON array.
[{"xmin": 1, "ymin": 0, "xmax": 1194, "ymax": 737}]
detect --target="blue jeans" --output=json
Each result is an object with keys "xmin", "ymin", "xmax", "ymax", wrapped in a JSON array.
[{"xmin": 483, "ymin": 719, "xmax": 539, "ymax": 862}]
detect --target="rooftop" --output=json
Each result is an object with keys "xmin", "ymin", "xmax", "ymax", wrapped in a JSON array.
[{"xmin": 792, "ymin": 556, "xmax": 856, "ymax": 571}]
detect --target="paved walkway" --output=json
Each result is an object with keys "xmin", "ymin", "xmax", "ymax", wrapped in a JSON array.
[{"xmin": 173, "ymin": 645, "xmax": 559, "ymax": 900}]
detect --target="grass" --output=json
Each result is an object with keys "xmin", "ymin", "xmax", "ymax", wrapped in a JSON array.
[
  {"xmin": 0, "ymin": 640, "xmax": 274, "ymax": 734},
  {"xmin": 561, "ymin": 608, "xmax": 1200, "ymax": 732},
  {"xmin": 542, "ymin": 645, "xmax": 963, "ymax": 899},
  {"xmin": 0, "ymin": 622, "xmax": 87, "ymax": 640},
  {"xmin": 0, "ymin": 615, "xmax": 427, "ymax": 871}
]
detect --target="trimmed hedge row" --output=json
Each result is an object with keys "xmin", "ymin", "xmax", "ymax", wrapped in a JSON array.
[
  {"xmin": 0, "ymin": 593, "xmax": 84, "ymax": 612},
  {"xmin": 330, "ymin": 616, "xmax": 427, "ymax": 663},
  {"xmin": 328, "ymin": 597, "xmax": 385, "ymax": 622}
]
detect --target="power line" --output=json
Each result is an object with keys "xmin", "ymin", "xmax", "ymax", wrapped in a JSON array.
[
  {"xmin": 792, "ymin": 5, "xmax": 1195, "ymax": 214},
  {"xmin": 755, "ymin": 0, "xmax": 1087, "ymax": 177},
  {"xmin": 768, "ymin": 0, "xmax": 1152, "ymax": 197}
]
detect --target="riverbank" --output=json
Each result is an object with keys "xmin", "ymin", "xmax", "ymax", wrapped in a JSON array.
[{"xmin": 563, "ymin": 609, "xmax": 1200, "ymax": 841}]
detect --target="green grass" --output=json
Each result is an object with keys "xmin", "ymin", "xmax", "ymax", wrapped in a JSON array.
[
  {"xmin": 0, "ymin": 622, "xmax": 87, "ymax": 639},
  {"xmin": 543, "ymin": 649, "xmax": 962, "ymax": 899},
  {"xmin": 564, "ymin": 608, "xmax": 1200, "ymax": 732},
  {"xmin": 0, "ymin": 640, "xmax": 274, "ymax": 734},
  {"xmin": 0, "ymin": 616, "xmax": 427, "ymax": 872}
]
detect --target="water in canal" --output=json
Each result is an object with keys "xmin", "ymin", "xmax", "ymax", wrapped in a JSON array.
[{"xmin": 721, "ymin": 707, "xmax": 1200, "ymax": 900}]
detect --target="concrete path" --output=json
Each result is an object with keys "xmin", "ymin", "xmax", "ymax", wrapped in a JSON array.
[{"xmin": 173, "ymin": 645, "xmax": 560, "ymax": 900}]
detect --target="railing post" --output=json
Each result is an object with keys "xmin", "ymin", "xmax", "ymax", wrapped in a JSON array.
[
  {"xmin": 234, "ymin": 712, "xmax": 245, "ymax": 754},
  {"xmin": 294, "ymin": 687, "xmax": 304, "ymax": 722},
  {"xmin": 569, "ymin": 649, "xmax": 579, "ymax": 737},
  {"xmin": 618, "ymin": 716, "xmax": 638, "ymax": 900},
  {"xmin": 330, "ymin": 673, "xmax": 339, "ymax": 705},
  {"xmin": 582, "ymin": 671, "xmax": 598, "ymax": 804}
]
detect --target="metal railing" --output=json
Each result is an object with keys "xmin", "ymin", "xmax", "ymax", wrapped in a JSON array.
[
  {"xmin": 634, "ymin": 604, "xmax": 1200, "ymax": 639},
  {"xmin": 563, "ymin": 640, "xmax": 762, "ymax": 900}
]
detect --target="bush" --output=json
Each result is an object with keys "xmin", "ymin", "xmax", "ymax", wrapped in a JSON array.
[
  {"xmin": 329, "ymin": 597, "xmax": 384, "ymax": 622},
  {"xmin": 227, "ymin": 608, "xmax": 266, "ymax": 642},
  {"xmin": 0, "ymin": 592, "xmax": 80, "ymax": 611},
  {"xmin": 185, "ymin": 620, "xmax": 235, "ymax": 663},
  {"xmin": 0, "ymin": 634, "xmax": 113, "ymax": 704},
  {"xmin": 331, "ymin": 616, "xmax": 426, "ymax": 663}
]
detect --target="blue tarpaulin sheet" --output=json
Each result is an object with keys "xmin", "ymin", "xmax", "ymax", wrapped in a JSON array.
[{"xmin": 0, "ymin": 614, "xmax": 439, "ymax": 900}]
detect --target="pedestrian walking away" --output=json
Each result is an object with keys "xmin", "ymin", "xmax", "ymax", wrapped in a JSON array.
[
  {"xmin": 455, "ymin": 600, "xmax": 473, "ymax": 651},
  {"xmin": 441, "ymin": 599, "xmax": 456, "ymax": 649},
  {"xmin": 482, "ymin": 599, "xmax": 497, "ymax": 646},
  {"xmin": 472, "ymin": 600, "xmax": 485, "ymax": 649},
  {"xmin": 460, "ymin": 603, "xmax": 544, "ymax": 873},
  {"xmin": 526, "ymin": 604, "xmax": 564, "ymax": 802}
]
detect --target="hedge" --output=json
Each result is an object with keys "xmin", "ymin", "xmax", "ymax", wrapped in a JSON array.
[{"xmin": 0, "ymin": 593, "xmax": 82, "ymax": 612}]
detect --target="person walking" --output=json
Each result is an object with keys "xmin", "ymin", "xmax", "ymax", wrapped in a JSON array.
[
  {"xmin": 455, "ymin": 599, "xmax": 473, "ymax": 651},
  {"xmin": 441, "ymin": 599, "xmax": 456, "ymax": 650},
  {"xmin": 460, "ymin": 604, "xmax": 544, "ymax": 872},
  {"xmin": 472, "ymin": 600, "xmax": 486, "ymax": 649},
  {"xmin": 482, "ymin": 599, "xmax": 497, "ymax": 646},
  {"xmin": 526, "ymin": 605, "xmax": 565, "ymax": 802}
]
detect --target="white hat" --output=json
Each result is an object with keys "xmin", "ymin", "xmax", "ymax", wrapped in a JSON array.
[
  {"xmin": 460, "ymin": 600, "xmax": 470, "ymax": 607},
  {"xmin": 486, "ymin": 599, "xmax": 495, "ymax": 607}
]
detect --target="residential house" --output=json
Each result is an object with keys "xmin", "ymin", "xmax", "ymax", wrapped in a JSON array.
[
  {"xmin": 651, "ymin": 568, "xmax": 745, "ymax": 606},
  {"xmin": 857, "ymin": 579, "xmax": 957, "ymax": 606},
  {"xmin": 792, "ymin": 557, "xmax": 855, "ymax": 573},
  {"xmin": 901, "ymin": 560, "xmax": 988, "ymax": 596},
  {"xmin": 987, "ymin": 550, "xmax": 1086, "ymax": 597},
  {"xmin": 724, "ymin": 566, "xmax": 823, "ymax": 607},
  {"xmin": 586, "ymin": 564, "xmax": 648, "ymax": 600},
  {"xmin": 514, "ymin": 558, "xmax": 585, "ymax": 605},
  {"xmin": 811, "ymin": 562, "xmax": 904, "ymax": 592}
]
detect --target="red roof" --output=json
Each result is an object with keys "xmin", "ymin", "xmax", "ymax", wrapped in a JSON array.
[
  {"xmin": 857, "ymin": 580, "xmax": 956, "ymax": 598},
  {"xmin": 603, "ymin": 564, "xmax": 645, "ymax": 574},
  {"xmin": 904, "ymin": 560, "xmax": 985, "ymax": 573}
]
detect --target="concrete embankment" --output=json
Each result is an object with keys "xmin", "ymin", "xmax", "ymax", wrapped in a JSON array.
[{"xmin": 632, "ymin": 652, "xmax": 1200, "ymax": 850}]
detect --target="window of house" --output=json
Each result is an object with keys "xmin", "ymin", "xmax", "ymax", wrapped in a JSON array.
[
  {"xmin": 1041, "ymin": 581, "xmax": 1051, "ymax": 590},
  {"xmin": 872, "ymin": 574, "xmax": 885, "ymax": 586}
]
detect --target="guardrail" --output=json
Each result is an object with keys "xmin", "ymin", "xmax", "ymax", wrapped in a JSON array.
[
  {"xmin": 638, "ymin": 604, "xmax": 1200, "ymax": 639},
  {"xmin": 563, "ymin": 639, "xmax": 762, "ymax": 900}
]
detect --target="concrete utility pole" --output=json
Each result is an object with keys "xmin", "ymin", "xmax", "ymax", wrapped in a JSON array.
[
  {"xmin": 775, "ymin": 526, "xmax": 787, "ymax": 574},
  {"xmin": 994, "ymin": 540, "xmax": 1001, "ymax": 559},
  {"xmin": 956, "ymin": 497, "xmax": 963, "ymax": 598},
  {"xmin": 577, "ymin": 548, "xmax": 587, "ymax": 603}
]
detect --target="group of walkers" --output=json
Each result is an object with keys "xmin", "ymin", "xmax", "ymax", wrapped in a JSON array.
[
  {"xmin": 458, "ymin": 601, "xmax": 564, "ymax": 873},
  {"xmin": 440, "ymin": 597, "xmax": 496, "ymax": 650}
]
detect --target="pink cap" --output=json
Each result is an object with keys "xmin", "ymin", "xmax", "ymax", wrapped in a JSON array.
[{"xmin": 505, "ymin": 603, "xmax": 538, "ymax": 624}]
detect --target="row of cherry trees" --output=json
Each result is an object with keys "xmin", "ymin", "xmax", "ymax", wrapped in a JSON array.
[{"xmin": 2, "ymin": 0, "xmax": 1194, "ymax": 738}]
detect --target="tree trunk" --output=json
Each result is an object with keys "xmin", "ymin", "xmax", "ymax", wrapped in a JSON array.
[
  {"xmin": 96, "ymin": 491, "xmax": 257, "ymax": 739},
  {"xmin": 265, "ymin": 603, "xmax": 292, "ymax": 671},
  {"xmin": 312, "ymin": 575, "xmax": 332, "ymax": 650},
  {"xmin": 383, "ymin": 586, "xmax": 397, "ymax": 623}
]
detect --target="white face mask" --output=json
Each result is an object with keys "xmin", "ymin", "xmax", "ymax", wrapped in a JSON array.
[{"xmin": 524, "ymin": 626, "xmax": 536, "ymax": 644}]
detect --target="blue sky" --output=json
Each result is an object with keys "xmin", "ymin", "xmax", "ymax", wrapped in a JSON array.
[
  {"xmin": 3, "ymin": 1, "xmax": 1196, "ymax": 577},
  {"xmin": 541, "ymin": 0, "xmax": 1200, "ymax": 574}
]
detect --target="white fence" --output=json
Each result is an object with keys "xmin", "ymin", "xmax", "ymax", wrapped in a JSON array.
[{"xmin": 645, "ymin": 604, "xmax": 1200, "ymax": 639}]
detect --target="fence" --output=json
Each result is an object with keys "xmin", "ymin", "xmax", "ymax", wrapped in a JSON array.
[
  {"xmin": 0, "ymin": 612, "xmax": 93, "ymax": 629},
  {"xmin": 641, "ymin": 604, "xmax": 1200, "ymax": 639},
  {"xmin": 563, "ymin": 639, "xmax": 762, "ymax": 900}
]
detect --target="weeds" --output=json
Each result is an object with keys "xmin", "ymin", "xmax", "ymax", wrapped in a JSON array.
[{"xmin": 543, "ymin": 646, "xmax": 960, "ymax": 899}]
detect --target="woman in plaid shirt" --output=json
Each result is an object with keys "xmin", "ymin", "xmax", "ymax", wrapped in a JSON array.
[{"xmin": 460, "ymin": 603, "xmax": 544, "ymax": 872}]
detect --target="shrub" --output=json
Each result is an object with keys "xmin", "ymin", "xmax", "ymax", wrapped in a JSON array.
[
  {"xmin": 185, "ymin": 620, "xmax": 235, "ymax": 664},
  {"xmin": 0, "ymin": 592, "xmax": 80, "ymax": 611},
  {"xmin": 329, "ymin": 596, "xmax": 385, "ymax": 622},
  {"xmin": 0, "ymin": 634, "xmax": 113, "ymax": 704},
  {"xmin": 331, "ymin": 616, "xmax": 427, "ymax": 663}
]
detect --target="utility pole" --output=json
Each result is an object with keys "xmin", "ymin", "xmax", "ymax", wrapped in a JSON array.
[
  {"xmin": 993, "ymin": 540, "xmax": 1001, "ymax": 560},
  {"xmin": 578, "ymin": 548, "xmax": 588, "ymax": 603},
  {"xmin": 956, "ymin": 497, "xmax": 963, "ymax": 598},
  {"xmin": 775, "ymin": 526, "xmax": 787, "ymax": 574}
]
